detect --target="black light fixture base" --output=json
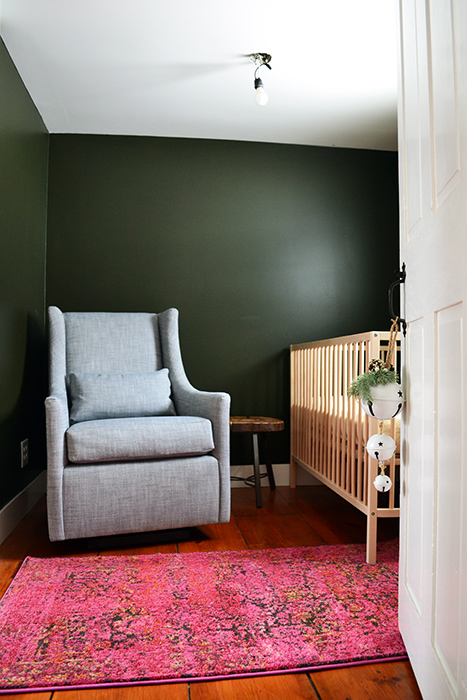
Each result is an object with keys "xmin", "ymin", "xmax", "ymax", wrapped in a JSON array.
[{"xmin": 250, "ymin": 53, "xmax": 272, "ymax": 68}]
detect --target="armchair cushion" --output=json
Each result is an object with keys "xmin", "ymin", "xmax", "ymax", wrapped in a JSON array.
[
  {"xmin": 66, "ymin": 415, "xmax": 215, "ymax": 463},
  {"xmin": 68, "ymin": 370, "xmax": 176, "ymax": 424}
]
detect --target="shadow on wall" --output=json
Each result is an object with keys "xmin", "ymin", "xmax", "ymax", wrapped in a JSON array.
[
  {"xmin": 0, "ymin": 306, "xmax": 27, "ymax": 424},
  {"xmin": 0, "ymin": 307, "xmax": 46, "ymax": 509},
  {"xmin": 229, "ymin": 348, "xmax": 290, "ymax": 465}
]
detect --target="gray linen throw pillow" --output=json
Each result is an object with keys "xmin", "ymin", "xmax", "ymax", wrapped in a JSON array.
[{"xmin": 68, "ymin": 369, "xmax": 176, "ymax": 423}]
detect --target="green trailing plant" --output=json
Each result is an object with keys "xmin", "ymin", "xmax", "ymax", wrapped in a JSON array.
[{"xmin": 347, "ymin": 358, "xmax": 399, "ymax": 404}]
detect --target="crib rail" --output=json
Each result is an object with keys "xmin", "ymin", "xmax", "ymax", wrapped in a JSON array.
[{"xmin": 290, "ymin": 331, "xmax": 400, "ymax": 563}]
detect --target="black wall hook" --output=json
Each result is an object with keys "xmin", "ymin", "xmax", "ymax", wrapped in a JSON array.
[{"xmin": 388, "ymin": 263, "xmax": 407, "ymax": 336}]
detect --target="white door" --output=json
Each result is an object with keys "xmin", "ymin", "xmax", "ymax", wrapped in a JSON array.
[{"xmin": 398, "ymin": 0, "xmax": 467, "ymax": 698}]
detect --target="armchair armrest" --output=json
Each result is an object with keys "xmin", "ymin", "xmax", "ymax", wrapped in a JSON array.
[
  {"xmin": 45, "ymin": 393, "xmax": 69, "ymax": 470},
  {"xmin": 176, "ymin": 387, "xmax": 230, "ymax": 468},
  {"xmin": 176, "ymin": 387, "xmax": 230, "ymax": 455},
  {"xmin": 45, "ymin": 392, "xmax": 69, "ymax": 541},
  {"xmin": 175, "ymin": 386, "xmax": 231, "ymax": 523}
]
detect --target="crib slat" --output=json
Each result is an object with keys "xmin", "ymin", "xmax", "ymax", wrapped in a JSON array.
[
  {"xmin": 350, "ymin": 343, "xmax": 358, "ymax": 497},
  {"xmin": 338, "ymin": 344, "xmax": 344, "ymax": 489},
  {"xmin": 314, "ymin": 347, "xmax": 320, "ymax": 472},
  {"xmin": 290, "ymin": 330, "xmax": 401, "ymax": 563},
  {"xmin": 325, "ymin": 345, "xmax": 332, "ymax": 481}
]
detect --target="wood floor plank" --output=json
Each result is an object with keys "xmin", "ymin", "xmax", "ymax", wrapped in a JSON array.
[
  {"xmin": 231, "ymin": 486, "xmax": 295, "ymax": 517},
  {"xmin": 278, "ymin": 486, "xmax": 368, "ymax": 544},
  {"xmin": 0, "ymin": 499, "xmax": 50, "ymax": 596},
  {"xmin": 190, "ymin": 673, "xmax": 318, "ymax": 700},
  {"xmin": 53, "ymin": 684, "xmax": 189, "ymax": 699},
  {"xmin": 177, "ymin": 519, "xmax": 247, "ymax": 553},
  {"xmin": 279, "ymin": 486, "xmax": 399, "ymax": 545},
  {"xmin": 310, "ymin": 661, "xmax": 422, "ymax": 700},
  {"xmin": 0, "ymin": 694, "xmax": 52, "ymax": 700},
  {"xmin": 97, "ymin": 543, "xmax": 178, "ymax": 556},
  {"xmin": 234, "ymin": 510, "xmax": 324, "ymax": 549},
  {"xmin": 0, "ymin": 559, "xmax": 23, "ymax": 599}
]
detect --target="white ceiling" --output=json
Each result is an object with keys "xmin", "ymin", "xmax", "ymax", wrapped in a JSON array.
[{"xmin": 0, "ymin": 0, "xmax": 398, "ymax": 151}]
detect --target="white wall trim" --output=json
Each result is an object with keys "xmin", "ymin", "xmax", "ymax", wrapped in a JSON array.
[
  {"xmin": 230, "ymin": 463, "xmax": 319, "ymax": 487},
  {"xmin": 0, "ymin": 471, "xmax": 47, "ymax": 545}
]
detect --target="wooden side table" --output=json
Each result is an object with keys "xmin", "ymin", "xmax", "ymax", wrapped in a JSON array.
[{"xmin": 230, "ymin": 416, "xmax": 285, "ymax": 508}]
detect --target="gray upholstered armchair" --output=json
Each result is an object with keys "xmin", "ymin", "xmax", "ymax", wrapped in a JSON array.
[{"xmin": 45, "ymin": 306, "xmax": 231, "ymax": 541}]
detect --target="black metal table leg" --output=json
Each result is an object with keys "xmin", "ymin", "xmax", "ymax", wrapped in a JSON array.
[
  {"xmin": 261, "ymin": 432, "xmax": 276, "ymax": 491},
  {"xmin": 252, "ymin": 432, "xmax": 262, "ymax": 507}
]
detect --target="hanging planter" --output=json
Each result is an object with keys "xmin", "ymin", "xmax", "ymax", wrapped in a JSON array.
[
  {"xmin": 347, "ymin": 320, "xmax": 405, "ymax": 420},
  {"xmin": 360, "ymin": 380, "xmax": 404, "ymax": 420}
]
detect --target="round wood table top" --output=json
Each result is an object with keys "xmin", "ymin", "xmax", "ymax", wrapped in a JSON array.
[{"xmin": 229, "ymin": 416, "xmax": 285, "ymax": 433}]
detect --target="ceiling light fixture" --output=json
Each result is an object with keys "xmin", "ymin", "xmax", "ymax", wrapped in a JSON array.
[{"xmin": 250, "ymin": 53, "xmax": 272, "ymax": 106}]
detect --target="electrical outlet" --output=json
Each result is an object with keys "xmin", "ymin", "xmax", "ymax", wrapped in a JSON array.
[{"xmin": 21, "ymin": 439, "xmax": 29, "ymax": 468}]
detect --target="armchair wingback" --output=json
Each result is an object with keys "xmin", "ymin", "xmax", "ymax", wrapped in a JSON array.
[{"xmin": 45, "ymin": 306, "xmax": 231, "ymax": 541}]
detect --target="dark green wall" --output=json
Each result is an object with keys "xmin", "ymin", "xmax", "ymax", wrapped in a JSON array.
[
  {"xmin": 47, "ymin": 135, "xmax": 399, "ymax": 464},
  {"xmin": 0, "ymin": 36, "xmax": 399, "ymax": 502},
  {"xmin": 0, "ymin": 40, "xmax": 48, "ymax": 508}
]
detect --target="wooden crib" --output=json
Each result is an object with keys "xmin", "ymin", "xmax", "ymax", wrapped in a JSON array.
[{"xmin": 290, "ymin": 331, "xmax": 401, "ymax": 563}]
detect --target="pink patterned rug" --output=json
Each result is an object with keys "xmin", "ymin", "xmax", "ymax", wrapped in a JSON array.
[{"xmin": 0, "ymin": 541, "xmax": 406, "ymax": 694}]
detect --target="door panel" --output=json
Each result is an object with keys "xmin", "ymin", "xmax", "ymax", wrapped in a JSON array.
[
  {"xmin": 433, "ymin": 304, "xmax": 463, "ymax": 692},
  {"xmin": 398, "ymin": 0, "xmax": 467, "ymax": 698},
  {"xmin": 400, "ymin": 0, "xmax": 432, "ymax": 240},
  {"xmin": 403, "ymin": 317, "xmax": 424, "ymax": 616},
  {"xmin": 401, "ymin": 0, "xmax": 424, "ymax": 233},
  {"xmin": 428, "ymin": 0, "xmax": 460, "ymax": 205}
]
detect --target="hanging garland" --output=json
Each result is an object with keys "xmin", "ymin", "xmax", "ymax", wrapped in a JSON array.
[
  {"xmin": 347, "ymin": 318, "xmax": 405, "ymax": 492},
  {"xmin": 371, "ymin": 420, "xmax": 395, "ymax": 493}
]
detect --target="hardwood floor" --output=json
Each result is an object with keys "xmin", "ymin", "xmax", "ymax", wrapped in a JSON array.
[{"xmin": 0, "ymin": 485, "xmax": 423, "ymax": 700}]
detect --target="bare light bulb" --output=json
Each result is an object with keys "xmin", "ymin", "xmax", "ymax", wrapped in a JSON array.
[{"xmin": 254, "ymin": 77, "xmax": 268, "ymax": 106}]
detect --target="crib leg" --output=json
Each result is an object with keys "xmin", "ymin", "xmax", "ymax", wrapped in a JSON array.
[
  {"xmin": 290, "ymin": 458, "xmax": 297, "ymax": 488},
  {"xmin": 366, "ymin": 461, "xmax": 378, "ymax": 564},
  {"xmin": 366, "ymin": 512, "xmax": 377, "ymax": 564}
]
